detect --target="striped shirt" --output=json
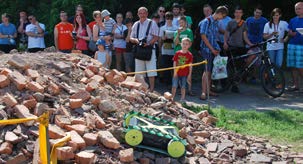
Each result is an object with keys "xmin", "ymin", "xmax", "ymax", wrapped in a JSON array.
[
  {"xmin": 200, "ymin": 16, "xmax": 220, "ymax": 54},
  {"xmin": 103, "ymin": 18, "xmax": 116, "ymax": 33}
]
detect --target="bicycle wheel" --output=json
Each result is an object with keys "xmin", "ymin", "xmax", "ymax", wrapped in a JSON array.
[
  {"xmin": 211, "ymin": 63, "xmax": 234, "ymax": 93},
  {"xmin": 260, "ymin": 65, "xmax": 285, "ymax": 98}
]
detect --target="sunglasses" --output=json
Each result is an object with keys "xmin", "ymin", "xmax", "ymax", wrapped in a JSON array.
[
  {"xmin": 159, "ymin": 10, "xmax": 165, "ymax": 13},
  {"xmin": 28, "ymin": 17, "xmax": 33, "ymax": 20}
]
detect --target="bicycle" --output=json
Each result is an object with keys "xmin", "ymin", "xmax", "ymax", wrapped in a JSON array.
[{"xmin": 211, "ymin": 37, "xmax": 285, "ymax": 98}]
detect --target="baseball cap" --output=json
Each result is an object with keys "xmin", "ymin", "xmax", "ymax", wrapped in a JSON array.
[{"xmin": 96, "ymin": 39, "xmax": 106, "ymax": 46}]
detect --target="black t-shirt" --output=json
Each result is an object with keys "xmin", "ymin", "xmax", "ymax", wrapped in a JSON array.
[{"xmin": 124, "ymin": 29, "xmax": 134, "ymax": 52}]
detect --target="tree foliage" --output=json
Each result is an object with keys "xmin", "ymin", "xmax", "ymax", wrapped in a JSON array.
[{"xmin": 0, "ymin": 0, "xmax": 300, "ymax": 46}]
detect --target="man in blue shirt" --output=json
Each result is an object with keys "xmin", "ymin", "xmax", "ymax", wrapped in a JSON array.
[
  {"xmin": 0, "ymin": 13, "xmax": 17, "ymax": 53},
  {"xmin": 200, "ymin": 6, "xmax": 228, "ymax": 100},
  {"xmin": 286, "ymin": 2, "xmax": 303, "ymax": 91},
  {"xmin": 246, "ymin": 6, "xmax": 268, "ymax": 44}
]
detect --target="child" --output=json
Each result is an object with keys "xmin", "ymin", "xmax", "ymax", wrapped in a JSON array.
[
  {"xmin": 172, "ymin": 37, "xmax": 193, "ymax": 102},
  {"xmin": 94, "ymin": 39, "xmax": 110, "ymax": 68}
]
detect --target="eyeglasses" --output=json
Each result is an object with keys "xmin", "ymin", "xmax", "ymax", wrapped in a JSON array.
[{"xmin": 159, "ymin": 10, "xmax": 165, "ymax": 13}]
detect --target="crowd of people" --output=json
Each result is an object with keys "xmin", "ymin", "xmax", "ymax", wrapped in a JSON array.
[{"xmin": 0, "ymin": 2, "xmax": 302, "ymax": 101}]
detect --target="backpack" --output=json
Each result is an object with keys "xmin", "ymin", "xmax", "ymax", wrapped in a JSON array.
[{"xmin": 193, "ymin": 17, "xmax": 211, "ymax": 51}]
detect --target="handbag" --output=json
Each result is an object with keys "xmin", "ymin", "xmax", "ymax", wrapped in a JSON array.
[
  {"xmin": 88, "ymin": 38, "xmax": 97, "ymax": 51},
  {"xmin": 133, "ymin": 20, "xmax": 153, "ymax": 61}
]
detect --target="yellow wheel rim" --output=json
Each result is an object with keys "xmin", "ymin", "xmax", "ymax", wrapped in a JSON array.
[
  {"xmin": 125, "ymin": 129, "xmax": 143, "ymax": 146},
  {"xmin": 167, "ymin": 140, "xmax": 185, "ymax": 158}
]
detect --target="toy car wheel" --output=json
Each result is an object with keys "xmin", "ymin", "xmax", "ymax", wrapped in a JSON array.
[
  {"xmin": 125, "ymin": 129, "xmax": 143, "ymax": 146},
  {"xmin": 167, "ymin": 140, "xmax": 185, "ymax": 158}
]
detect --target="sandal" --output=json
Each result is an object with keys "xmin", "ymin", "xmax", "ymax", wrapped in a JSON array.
[{"xmin": 200, "ymin": 93, "xmax": 207, "ymax": 100}]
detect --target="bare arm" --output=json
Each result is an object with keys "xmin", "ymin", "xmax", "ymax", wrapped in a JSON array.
[
  {"xmin": 93, "ymin": 25, "xmax": 99, "ymax": 42},
  {"xmin": 106, "ymin": 52, "xmax": 111, "ymax": 68},
  {"xmin": 173, "ymin": 61, "xmax": 177, "ymax": 77},
  {"xmin": 243, "ymin": 31, "xmax": 253, "ymax": 46},
  {"xmin": 18, "ymin": 21, "xmax": 24, "ymax": 34},
  {"xmin": 201, "ymin": 34, "xmax": 218, "ymax": 55},
  {"xmin": 54, "ymin": 27, "xmax": 58, "ymax": 50}
]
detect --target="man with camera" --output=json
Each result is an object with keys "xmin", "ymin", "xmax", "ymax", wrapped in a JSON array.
[{"xmin": 130, "ymin": 7, "xmax": 159, "ymax": 92}]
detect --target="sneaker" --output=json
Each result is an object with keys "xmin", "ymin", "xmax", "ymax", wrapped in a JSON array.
[
  {"xmin": 285, "ymin": 86, "xmax": 299, "ymax": 91},
  {"xmin": 231, "ymin": 85, "xmax": 240, "ymax": 93}
]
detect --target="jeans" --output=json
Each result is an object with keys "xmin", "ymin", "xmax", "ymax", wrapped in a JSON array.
[
  {"xmin": 172, "ymin": 76, "xmax": 187, "ymax": 88},
  {"xmin": 267, "ymin": 49, "xmax": 283, "ymax": 68}
]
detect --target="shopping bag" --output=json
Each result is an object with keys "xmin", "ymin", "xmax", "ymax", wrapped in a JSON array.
[{"xmin": 211, "ymin": 55, "xmax": 228, "ymax": 80}]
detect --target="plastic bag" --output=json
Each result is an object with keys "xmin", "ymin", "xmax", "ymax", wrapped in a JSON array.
[{"xmin": 211, "ymin": 55, "xmax": 228, "ymax": 80}]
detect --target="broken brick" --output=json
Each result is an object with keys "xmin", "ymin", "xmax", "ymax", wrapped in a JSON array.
[
  {"xmin": 164, "ymin": 92, "xmax": 173, "ymax": 100},
  {"xmin": 90, "ymin": 96, "xmax": 101, "ymax": 106},
  {"xmin": 14, "ymin": 105, "xmax": 37, "ymax": 126},
  {"xmin": 70, "ymin": 130, "xmax": 86, "ymax": 150},
  {"xmin": 119, "ymin": 148, "xmax": 134, "ymax": 162},
  {"xmin": 34, "ymin": 103, "xmax": 49, "ymax": 116},
  {"xmin": 89, "ymin": 75, "xmax": 104, "ymax": 84},
  {"xmin": 70, "ymin": 90, "xmax": 91, "ymax": 102},
  {"xmin": 0, "ymin": 74, "xmax": 10, "ymax": 88},
  {"xmin": 87, "ymin": 65, "xmax": 99, "ymax": 74},
  {"xmin": 71, "ymin": 118, "xmax": 86, "ymax": 125},
  {"xmin": 121, "ymin": 81, "xmax": 143, "ymax": 90},
  {"xmin": 5, "ymin": 131, "xmax": 19, "ymax": 144},
  {"xmin": 48, "ymin": 124, "xmax": 65, "ymax": 139},
  {"xmin": 92, "ymin": 111, "xmax": 106, "ymax": 129},
  {"xmin": 64, "ymin": 124, "xmax": 88, "ymax": 136},
  {"xmin": 56, "ymin": 146, "xmax": 75, "ymax": 160},
  {"xmin": 197, "ymin": 110, "xmax": 209, "ymax": 119},
  {"xmin": 22, "ymin": 98, "xmax": 37, "ymax": 110},
  {"xmin": 7, "ymin": 55, "xmax": 30, "ymax": 70},
  {"xmin": 70, "ymin": 99, "xmax": 83, "ymax": 109},
  {"xmin": 0, "ymin": 68, "xmax": 12, "ymax": 76},
  {"xmin": 193, "ymin": 131, "xmax": 211, "ymax": 138},
  {"xmin": 3, "ymin": 93, "xmax": 18, "ymax": 107},
  {"xmin": 98, "ymin": 130, "xmax": 120, "ymax": 149},
  {"xmin": 75, "ymin": 151, "xmax": 96, "ymax": 164},
  {"xmin": 8, "ymin": 70, "xmax": 27, "ymax": 90},
  {"xmin": 84, "ymin": 69, "xmax": 95, "ymax": 78},
  {"xmin": 47, "ymin": 82, "xmax": 60, "ymax": 95},
  {"xmin": 6, "ymin": 153, "xmax": 27, "ymax": 164},
  {"xmin": 195, "ymin": 137, "xmax": 206, "ymax": 144},
  {"xmin": 83, "ymin": 133, "xmax": 98, "ymax": 146},
  {"xmin": 85, "ymin": 80, "xmax": 99, "ymax": 92},
  {"xmin": 27, "ymin": 81, "xmax": 44, "ymax": 93},
  {"xmin": 55, "ymin": 115, "xmax": 71, "ymax": 128},
  {"xmin": 202, "ymin": 116, "xmax": 218, "ymax": 125},
  {"xmin": 0, "ymin": 142, "xmax": 13, "ymax": 155},
  {"xmin": 25, "ymin": 69, "xmax": 39, "ymax": 80}
]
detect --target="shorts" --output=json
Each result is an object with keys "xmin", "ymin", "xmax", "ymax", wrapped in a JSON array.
[
  {"xmin": 115, "ymin": 47, "xmax": 126, "ymax": 54},
  {"xmin": 287, "ymin": 44, "xmax": 303, "ymax": 68},
  {"xmin": 201, "ymin": 50, "xmax": 214, "ymax": 71},
  {"xmin": 172, "ymin": 76, "xmax": 187, "ymax": 88},
  {"xmin": 135, "ymin": 49, "xmax": 157, "ymax": 77}
]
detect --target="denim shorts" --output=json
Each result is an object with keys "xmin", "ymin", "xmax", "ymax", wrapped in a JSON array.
[{"xmin": 172, "ymin": 76, "xmax": 187, "ymax": 88}]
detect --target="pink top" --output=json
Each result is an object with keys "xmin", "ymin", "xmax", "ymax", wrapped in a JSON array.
[{"xmin": 76, "ymin": 27, "xmax": 88, "ymax": 51}]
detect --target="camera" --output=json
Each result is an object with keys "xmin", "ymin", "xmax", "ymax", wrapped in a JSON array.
[
  {"xmin": 72, "ymin": 31, "xmax": 77, "ymax": 40},
  {"xmin": 138, "ymin": 38, "xmax": 146, "ymax": 47}
]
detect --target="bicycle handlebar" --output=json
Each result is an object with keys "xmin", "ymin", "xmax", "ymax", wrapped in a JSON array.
[{"xmin": 248, "ymin": 37, "xmax": 278, "ymax": 49}]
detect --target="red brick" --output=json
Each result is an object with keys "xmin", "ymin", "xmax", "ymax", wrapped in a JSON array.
[
  {"xmin": 71, "ymin": 118, "xmax": 86, "ymax": 125},
  {"xmin": 83, "ymin": 133, "xmax": 98, "ymax": 146},
  {"xmin": 14, "ymin": 105, "xmax": 37, "ymax": 126},
  {"xmin": 0, "ymin": 142, "xmax": 13, "ymax": 155},
  {"xmin": 80, "ymin": 77, "xmax": 89, "ymax": 84},
  {"xmin": 120, "ymin": 71, "xmax": 127, "ymax": 79},
  {"xmin": 8, "ymin": 70, "xmax": 27, "ymax": 90},
  {"xmin": 104, "ymin": 71, "xmax": 115, "ymax": 84},
  {"xmin": 179, "ymin": 127, "xmax": 188, "ymax": 139},
  {"xmin": 5, "ymin": 131, "xmax": 19, "ymax": 144},
  {"xmin": 139, "ymin": 158, "xmax": 150, "ymax": 164},
  {"xmin": 34, "ymin": 103, "xmax": 49, "ymax": 116},
  {"xmin": 202, "ymin": 116, "xmax": 218, "ymax": 125},
  {"xmin": 121, "ymin": 81, "xmax": 143, "ymax": 90},
  {"xmin": 164, "ymin": 92, "xmax": 173, "ymax": 100},
  {"xmin": 0, "ymin": 74, "xmax": 10, "ymax": 88},
  {"xmin": 98, "ymin": 67, "xmax": 106, "ymax": 76},
  {"xmin": 87, "ymin": 65, "xmax": 99, "ymax": 74},
  {"xmin": 3, "ymin": 93, "xmax": 18, "ymax": 107},
  {"xmin": 91, "ymin": 110, "xmax": 106, "ymax": 129},
  {"xmin": 194, "ymin": 147, "xmax": 206, "ymax": 155},
  {"xmin": 98, "ymin": 130, "xmax": 120, "ymax": 149},
  {"xmin": 22, "ymin": 98, "xmax": 37, "ymax": 110},
  {"xmin": 25, "ymin": 69, "xmax": 39, "ymax": 80},
  {"xmin": 7, "ymin": 55, "xmax": 30, "ymax": 70},
  {"xmin": 90, "ymin": 96, "xmax": 101, "ymax": 106},
  {"xmin": 47, "ymin": 81, "xmax": 60, "ymax": 95},
  {"xmin": 85, "ymin": 80, "xmax": 99, "ymax": 92},
  {"xmin": 135, "ymin": 74, "xmax": 149, "ymax": 90},
  {"xmin": 195, "ymin": 137, "xmax": 207, "ymax": 144},
  {"xmin": 27, "ymin": 81, "xmax": 44, "ymax": 93},
  {"xmin": 0, "ymin": 68, "xmax": 12, "ymax": 76},
  {"xmin": 67, "ymin": 140, "xmax": 78, "ymax": 152},
  {"xmin": 193, "ymin": 131, "xmax": 211, "ymax": 138},
  {"xmin": 89, "ymin": 75, "xmax": 105, "ymax": 84},
  {"xmin": 84, "ymin": 69, "xmax": 95, "ymax": 78},
  {"xmin": 75, "ymin": 151, "xmax": 96, "ymax": 164},
  {"xmin": 113, "ymin": 74, "xmax": 125, "ymax": 84},
  {"xmin": 119, "ymin": 148, "xmax": 134, "ymax": 162},
  {"xmin": 112, "ymin": 69, "xmax": 122, "ymax": 77},
  {"xmin": 55, "ymin": 115, "xmax": 71, "ymax": 128},
  {"xmin": 197, "ymin": 110, "xmax": 209, "ymax": 119},
  {"xmin": 6, "ymin": 153, "xmax": 27, "ymax": 164},
  {"xmin": 70, "ymin": 99, "xmax": 83, "ymax": 109},
  {"xmin": 49, "ymin": 124, "xmax": 65, "ymax": 139},
  {"xmin": 64, "ymin": 124, "xmax": 88, "ymax": 136},
  {"xmin": 70, "ymin": 90, "xmax": 91, "ymax": 102},
  {"xmin": 56, "ymin": 146, "xmax": 75, "ymax": 160},
  {"xmin": 69, "ymin": 130, "xmax": 86, "ymax": 150}
]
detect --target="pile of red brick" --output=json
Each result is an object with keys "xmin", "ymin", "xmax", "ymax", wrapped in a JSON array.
[{"xmin": 0, "ymin": 53, "xmax": 301, "ymax": 164}]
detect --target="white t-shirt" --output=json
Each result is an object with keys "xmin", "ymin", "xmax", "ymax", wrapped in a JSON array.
[
  {"xmin": 172, "ymin": 16, "xmax": 180, "ymax": 28},
  {"xmin": 26, "ymin": 23, "xmax": 46, "ymax": 49},
  {"xmin": 159, "ymin": 24, "xmax": 178, "ymax": 55},
  {"xmin": 263, "ymin": 20, "xmax": 288, "ymax": 50},
  {"xmin": 113, "ymin": 24, "xmax": 127, "ymax": 49}
]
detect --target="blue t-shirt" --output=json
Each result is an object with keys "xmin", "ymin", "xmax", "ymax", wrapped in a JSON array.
[
  {"xmin": 246, "ymin": 16, "xmax": 268, "ymax": 44},
  {"xmin": 0, "ymin": 23, "xmax": 17, "ymax": 45},
  {"xmin": 288, "ymin": 16, "xmax": 303, "ymax": 45},
  {"xmin": 200, "ymin": 16, "xmax": 220, "ymax": 54}
]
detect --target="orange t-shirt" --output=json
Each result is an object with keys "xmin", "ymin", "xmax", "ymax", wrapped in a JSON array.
[
  {"xmin": 55, "ymin": 22, "xmax": 74, "ymax": 50},
  {"xmin": 88, "ymin": 21, "xmax": 97, "ymax": 31}
]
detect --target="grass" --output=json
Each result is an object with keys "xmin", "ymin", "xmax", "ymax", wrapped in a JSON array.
[{"xmin": 182, "ymin": 103, "xmax": 303, "ymax": 152}]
